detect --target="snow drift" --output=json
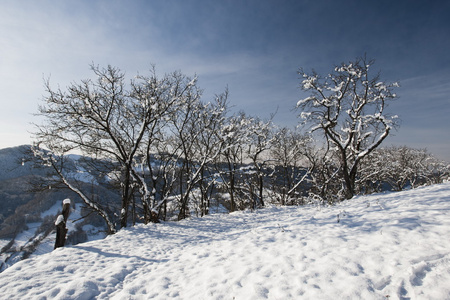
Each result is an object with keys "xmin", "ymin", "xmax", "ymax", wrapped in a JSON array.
[{"xmin": 1, "ymin": 183, "xmax": 450, "ymax": 299}]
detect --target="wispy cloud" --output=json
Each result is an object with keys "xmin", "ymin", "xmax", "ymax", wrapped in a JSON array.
[{"xmin": 0, "ymin": 0, "xmax": 449, "ymax": 159}]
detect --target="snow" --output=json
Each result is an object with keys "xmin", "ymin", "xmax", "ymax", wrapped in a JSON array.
[
  {"xmin": 1, "ymin": 183, "xmax": 450, "ymax": 299},
  {"xmin": 296, "ymin": 96, "xmax": 315, "ymax": 107},
  {"xmin": 301, "ymin": 76, "xmax": 317, "ymax": 89},
  {"xmin": 54, "ymin": 215, "xmax": 64, "ymax": 226},
  {"xmin": 64, "ymin": 154, "xmax": 98, "ymax": 184},
  {"xmin": 41, "ymin": 201, "xmax": 64, "ymax": 218}
]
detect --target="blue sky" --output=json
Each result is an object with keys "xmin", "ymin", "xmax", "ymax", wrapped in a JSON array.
[{"xmin": 1, "ymin": 0, "xmax": 449, "ymax": 160}]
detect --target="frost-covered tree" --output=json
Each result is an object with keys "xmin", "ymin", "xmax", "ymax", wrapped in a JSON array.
[
  {"xmin": 360, "ymin": 146, "xmax": 450, "ymax": 191},
  {"xmin": 128, "ymin": 69, "xmax": 196, "ymax": 223},
  {"xmin": 216, "ymin": 112, "xmax": 249, "ymax": 211},
  {"xmin": 191, "ymin": 91, "xmax": 229, "ymax": 216},
  {"xmin": 355, "ymin": 146, "xmax": 388, "ymax": 194},
  {"xmin": 244, "ymin": 115, "xmax": 274, "ymax": 208},
  {"xmin": 33, "ymin": 64, "xmax": 198, "ymax": 230},
  {"xmin": 269, "ymin": 127, "xmax": 311, "ymax": 205},
  {"xmin": 380, "ymin": 146, "xmax": 426, "ymax": 191},
  {"xmin": 303, "ymin": 141, "xmax": 342, "ymax": 203},
  {"xmin": 297, "ymin": 57, "xmax": 399, "ymax": 199},
  {"xmin": 165, "ymin": 83, "xmax": 227, "ymax": 220},
  {"xmin": 426, "ymin": 156, "xmax": 450, "ymax": 185}
]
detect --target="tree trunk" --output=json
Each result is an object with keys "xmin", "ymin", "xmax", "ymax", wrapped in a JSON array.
[
  {"xmin": 120, "ymin": 168, "xmax": 132, "ymax": 228},
  {"xmin": 342, "ymin": 170, "xmax": 355, "ymax": 200},
  {"xmin": 229, "ymin": 171, "xmax": 236, "ymax": 212},
  {"xmin": 258, "ymin": 173, "xmax": 265, "ymax": 207}
]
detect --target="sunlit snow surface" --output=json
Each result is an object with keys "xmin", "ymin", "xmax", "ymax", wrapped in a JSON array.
[{"xmin": 1, "ymin": 183, "xmax": 450, "ymax": 299}]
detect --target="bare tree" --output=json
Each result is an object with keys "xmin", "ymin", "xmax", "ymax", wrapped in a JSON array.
[
  {"xmin": 269, "ymin": 127, "xmax": 311, "ymax": 205},
  {"xmin": 361, "ymin": 146, "xmax": 450, "ymax": 191},
  {"xmin": 245, "ymin": 115, "xmax": 274, "ymax": 208},
  {"xmin": 216, "ymin": 112, "xmax": 249, "ymax": 212},
  {"xmin": 425, "ymin": 155, "xmax": 450, "ymax": 185},
  {"xmin": 33, "ymin": 64, "xmax": 200, "ymax": 229},
  {"xmin": 164, "ymin": 82, "xmax": 227, "ymax": 220},
  {"xmin": 300, "ymin": 140, "xmax": 343, "ymax": 203},
  {"xmin": 297, "ymin": 56, "xmax": 399, "ymax": 199},
  {"xmin": 191, "ymin": 91, "xmax": 229, "ymax": 216},
  {"xmin": 129, "ymin": 69, "xmax": 196, "ymax": 223}
]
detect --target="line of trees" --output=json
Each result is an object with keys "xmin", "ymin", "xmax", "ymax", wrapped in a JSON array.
[{"xmin": 31, "ymin": 58, "xmax": 449, "ymax": 233}]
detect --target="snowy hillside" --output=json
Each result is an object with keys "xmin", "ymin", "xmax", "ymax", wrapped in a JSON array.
[
  {"xmin": 1, "ymin": 183, "xmax": 450, "ymax": 299},
  {"xmin": 0, "ymin": 199, "xmax": 107, "ymax": 272},
  {"xmin": 0, "ymin": 145, "xmax": 119, "ymax": 272}
]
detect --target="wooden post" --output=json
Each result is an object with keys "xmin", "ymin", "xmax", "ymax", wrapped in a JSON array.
[{"xmin": 54, "ymin": 198, "xmax": 71, "ymax": 249}]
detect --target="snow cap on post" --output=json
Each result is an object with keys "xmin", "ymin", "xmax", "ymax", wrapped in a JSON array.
[{"xmin": 55, "ymin": 215, "xmax": 65, "ymax": 226}]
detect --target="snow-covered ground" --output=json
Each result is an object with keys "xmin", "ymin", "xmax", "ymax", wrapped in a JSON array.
[{"xmin": 1, "ymin": 183, "xmax": 450, "ymax": 299}]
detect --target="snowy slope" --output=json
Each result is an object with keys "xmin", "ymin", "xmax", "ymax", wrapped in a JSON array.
[{"xmin": 1, "ymin": 183, "xmax": 450, "ymax": 299}]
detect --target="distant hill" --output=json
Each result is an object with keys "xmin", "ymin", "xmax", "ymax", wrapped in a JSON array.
[
  {"xmin": 0, "ymin": 145, "xmax": 43, "ymax": 181},
  {"xmin": 0, "ymin": 145, "xmax": 53, "ymax": 227},
  {"xmin": 0, "ymin": 145, "xmax": 119, "ymax": 227},
  {"xmin": 0, "ymin": 145, "xmax": 117, "ymax": 272}
]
